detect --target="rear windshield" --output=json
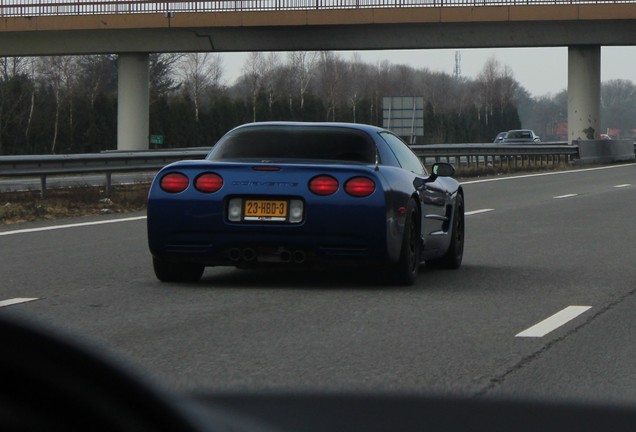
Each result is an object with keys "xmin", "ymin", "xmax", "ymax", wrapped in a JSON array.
[
  {"xmin": 507, "ymin": 131, "xmax": 532, "ymax": 139},
  {"xmin": 209, "ymin": 126, "xmax": 377, "ymax": 164}
]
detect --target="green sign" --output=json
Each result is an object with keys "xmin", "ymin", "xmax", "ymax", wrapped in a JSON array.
[{"xmin": 150, "ymin": 135, "xmax": 164, "ymax": 145}]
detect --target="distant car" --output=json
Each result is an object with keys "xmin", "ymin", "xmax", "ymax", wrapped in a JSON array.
[
  {"xmin": 502, "ymin": 129, "xmax": 541, "ymax": 143},
  {"xmin": 493, "ymin": 132, "xmax": 508, "ymax": 143},
  {"xmin": 600, "ymin": 134, "xmax": 612, "ymax": 140},
  {"xmin": 147, "ymin": 122, "xmax": 465, "ymax": 286}
]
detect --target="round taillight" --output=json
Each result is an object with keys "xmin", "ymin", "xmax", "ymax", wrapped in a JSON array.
[
  {"xmin": 309, "ymin": 175, "xmax": 339, "ymax": 196},
  {"xmin": 345, "ymin": 177, "xmax": 375, "ymax": 197},
  {"xmin": 160, "ymin": 173, "xmax": 189, "ymax": 193},
  {"xmin": 195, "ymin": 173, "xmax": 223, "ymax": 193}
]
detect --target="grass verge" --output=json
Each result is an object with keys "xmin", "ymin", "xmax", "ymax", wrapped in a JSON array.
[{"xmin": 0, "ymin": 184, "xmax": 149, "ymax": 225}]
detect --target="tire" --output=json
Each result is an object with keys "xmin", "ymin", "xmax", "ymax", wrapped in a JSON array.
[
  {"xmin": 391, "ymin": 199, "xmax": 421, "ymax": 286},
  {"xmin": 427, "ymin": 193, "xmax": 464, "ymax": 269},
  {"xmin": 152, "ymin": 257, "xmax": 204, "ymax": 283}
]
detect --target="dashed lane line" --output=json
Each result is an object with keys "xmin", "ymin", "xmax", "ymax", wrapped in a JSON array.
[
  {"xmin": 553, "ymin": 194, "xmax": 578, "ymax": 199},
  {"xmin": 465, "ymin": 209, "xmax": 495, "ymax": 216},
  {"xmin": 614, "ymin": 184, "xmax": 631, "ymax": 188},
  {"xmin": 516, "ymin": 306, "xmax": 592, "ymax": 338},
  {"xmin": 0, "ymin": 298, "xmax": 39, "ymax": 308}
]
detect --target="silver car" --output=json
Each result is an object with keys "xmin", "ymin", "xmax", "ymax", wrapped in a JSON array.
[{"xmin": 502, "ymin": 129, "xmax": 541, "ymax": 143}]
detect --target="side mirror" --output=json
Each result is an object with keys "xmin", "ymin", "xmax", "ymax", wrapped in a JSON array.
[
  {"xmin": 432, "ymin": 163, "xmax": 455, "ymax": 177},
  {"xmin": 414, "ymin": 163, "xmax": 455, "ymax": 189}
]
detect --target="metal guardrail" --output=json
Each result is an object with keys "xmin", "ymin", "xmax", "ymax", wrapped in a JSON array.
[
  {"xmin": 0, "ymin": 143, "xmax": 580, "ymax": 197},
  {"xmin": 412, "ymin": 142, "xmax": 578, "ymax": 168},
  {"xmin": 0, "ymin": 149, "xmax": 209, "ymax": 197},
  {"xmin": 1, "ymin": 0, "xmax": 635, "ymax": 17}
]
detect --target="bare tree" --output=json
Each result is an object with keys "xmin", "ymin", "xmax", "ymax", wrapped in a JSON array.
[
  {"xmin": 23, "ymin": 58, "xmax": 38, "ymax": 149},
  {"xmin": 345, "ymin": 53, "xmax": 365, "ymax": 123},
  {"xmin": 0, "ymin": 57, "xmax": 31, "ymax": 154},
  {"xmin": 260, "ymin": 53, "xmax": 281, "ymax": 116},
  {"xmin": 37, "ymin": 56, "xmax": 80, "ymax": 153},
  {"xmin": 476, "ymin": 57, "xmax": 517, "ymax": 124},
  {"xmin": 78, "ymin": 55, "xmax": 116, "ymax": 112},
  {"xmin": 319, "ymin": 51, "xmax": 341, "ymax": 121},
  {"xmin": 393, "ymin": 64, "xmax": 418, "ymax": 95},
  {"xmin": 151, "ymin": 54, "xmax": 182, "ymax": 91},
  {"xmin": 179, "ymin": 53, "xmax": 224, "ymax": 122},
  {"xmin": 242, "ymin": 52, "xmax": 265, "ymax": 122},
  {"xmin": 602, "ymin": 79, "xmax": 636, "ymax": 135},
  {"xmin": 367, "ymin": 60, "xmax": 394, "ymax": 125},
  {"xmin": 288, "ymin": 51, "xmax": 319, "ymax": 113}
]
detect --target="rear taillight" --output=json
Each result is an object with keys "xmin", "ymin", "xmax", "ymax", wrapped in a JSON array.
[
  {"xmin": 195, "ymin": 173, "xmax": 223, "ymax": 193},
  {"xmin": 345, "ymin": 177, "xmax": 375, "ymax": 197},
  {"xmin": 160, "ymin": 173, "xmax": 189, "ymax": 193},
  {"xmin": 309, "ymin": 175, "xmax": 339, "ymax": 196}
]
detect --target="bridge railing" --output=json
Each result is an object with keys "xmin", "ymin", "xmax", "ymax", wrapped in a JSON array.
[
  {"xmin": 0, "ymin": 143, "xmax": 585, "ymax": 197},
  {"xmin": 2, "ymin": 0, "xmax": 635, "ymax": 17}
]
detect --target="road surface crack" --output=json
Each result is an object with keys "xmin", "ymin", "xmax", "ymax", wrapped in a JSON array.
[{"xmin": 474, "ymin": 286, "xmax": 636, "ymax": 397}]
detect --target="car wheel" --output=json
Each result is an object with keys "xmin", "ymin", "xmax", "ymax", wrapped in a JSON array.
[
  {"xmin": 391, "ymin": 199, "xmax": 421, "ymax": 286},
  {"xmin": 153, "ymin": 257, "xmax": 204, "ymax": 282},
  {"xmin": 427, "ymin": 193, "xmax": 464, "ymax": 269}
]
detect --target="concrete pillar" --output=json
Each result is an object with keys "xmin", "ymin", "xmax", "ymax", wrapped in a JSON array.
[
  {"xmin": 567, "ymin": 46, "xmax": 601, "ymax": 142},
  {"xmin": 117, "ymin": 53, "xmax": 149, "ymax": 151}
]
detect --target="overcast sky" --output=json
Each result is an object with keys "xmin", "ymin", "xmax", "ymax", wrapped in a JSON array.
[{"xmin": 218, "ymin": 46, "xmax": 636, "ymax": 98}]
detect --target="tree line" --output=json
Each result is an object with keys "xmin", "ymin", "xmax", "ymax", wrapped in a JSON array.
[{"xmin": 0, "ymin": 52, "xmax": 634, "ymax": 155}]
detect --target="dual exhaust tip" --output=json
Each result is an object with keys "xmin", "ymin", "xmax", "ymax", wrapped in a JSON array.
[{"xmin": 228, "ymin": 248, "xmax": 306, "ymax": 264}]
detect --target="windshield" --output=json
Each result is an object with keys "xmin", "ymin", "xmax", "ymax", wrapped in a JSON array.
[
  {"xmin": 507, "ymin": 130, "xmax": 533, "ymax": 139},
  {"xmin": 2, "ymin": 58, "xmax": 636, "ymax": 430}
]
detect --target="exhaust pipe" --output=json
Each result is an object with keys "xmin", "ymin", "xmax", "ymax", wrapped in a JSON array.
[
  {"xmin": 280, "ymin": 249, "xmax": 292, "ymax": 263},
  {"xmin": 292, "ymin": 250, "xmax": 306, "ymax": 264},
  {"xmin": 228, "ymin": 248, "xmax": 242, "ymax": 261},
  {"xmin": 241, "ymin": 248, "xmax": 257, "ymax": 262}
]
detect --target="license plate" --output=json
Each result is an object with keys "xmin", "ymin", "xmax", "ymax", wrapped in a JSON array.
[{"xmin": 244, "ymin": 199, "xmax": 288, "ymax": 221}]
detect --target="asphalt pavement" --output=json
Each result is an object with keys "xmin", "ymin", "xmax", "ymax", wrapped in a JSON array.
[{"xmin": 1, "ymin": 163, "xmax": 635, "ymax": 406}]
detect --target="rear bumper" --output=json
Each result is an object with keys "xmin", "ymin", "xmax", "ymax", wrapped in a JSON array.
[
  {"xmin": 150, "ymin": 233, "xmax": 389, "ymax": 269},
  {"xmin": 147, "ymin": 199, "xmax": 391, "ymax": 267}
]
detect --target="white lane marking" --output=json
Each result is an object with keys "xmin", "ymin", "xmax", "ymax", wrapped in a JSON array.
[
  {"xmin": 461, "ymin": 163, "xmax": 634, "ymax": 185},
  {"xmin": 0, "ymin": 298, "xmax": 39, "ymax": 308},
  {"xmin": 614, "ymin": 184, "xmax": 631, "ymax": 188},
  {"xmin": 0, "ymin": 216, "xmax": 147, "ymax": 237},
  {"xmin": 516, "ymin": 306, "xmax": 592, "ymax": 338},
  {"xmin": 554, "ymin": 194, "xmax": 578, "ymax": 199},
  {"xmin": 465, "ymin": 209, "xmax": 495, "ymax": 216}
]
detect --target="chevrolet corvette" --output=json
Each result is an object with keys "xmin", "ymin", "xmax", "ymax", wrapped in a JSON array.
[{"xmin": 147, "ymin": 122, "xmax": 464, "ymax": 285}]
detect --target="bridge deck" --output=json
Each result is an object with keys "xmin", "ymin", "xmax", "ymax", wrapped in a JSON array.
[
  {"xmin": 3, "ymin": 4, "xmax": 636, "ymax": 32},
  {"xmin": 2, "ymin": 2, "xmax": 636, "ymax": 54}
]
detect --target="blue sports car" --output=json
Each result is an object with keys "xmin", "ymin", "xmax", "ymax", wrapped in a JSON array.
[{"xmin": 147, "ymin": 122, "xmax": 464, "ymax": 285}]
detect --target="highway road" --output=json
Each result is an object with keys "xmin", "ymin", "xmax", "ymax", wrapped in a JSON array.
[{"xmin": 1, "ymin": 163, "xmax": 635, "ymax": 406}]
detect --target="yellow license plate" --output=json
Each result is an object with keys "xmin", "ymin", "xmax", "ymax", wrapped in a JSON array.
[{"xmin": 244, "ymin": 199, "xmax": 288, "ymax": 220}]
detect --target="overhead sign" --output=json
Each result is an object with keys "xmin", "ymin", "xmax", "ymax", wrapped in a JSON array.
[{"xmin": 382, "ymin": 96, "xmax": 424, "ymax": 144}]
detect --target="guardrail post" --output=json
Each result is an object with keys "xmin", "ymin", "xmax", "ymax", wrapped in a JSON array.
[
  {"xmin": 105, "ymin": 172, "xmax": 112, "ymax": 197},
  {"xmin": 40, "ymin": 175, "xmax": 47, "ymax": 199}
]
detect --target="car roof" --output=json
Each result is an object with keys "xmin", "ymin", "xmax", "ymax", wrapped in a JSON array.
[{"xmin": 229, "ymin": 121, "xmax": 386, "ymax": 135}]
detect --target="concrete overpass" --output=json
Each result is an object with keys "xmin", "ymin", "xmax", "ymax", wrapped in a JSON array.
[{"xmin": 2, "ymin": 0, "xmax": 636, "ymax": 150}]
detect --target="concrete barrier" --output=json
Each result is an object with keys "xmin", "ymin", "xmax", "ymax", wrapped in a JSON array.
[{"xmin": 573, "ymin": 139, "xmax": 635, "ymax": 164}]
